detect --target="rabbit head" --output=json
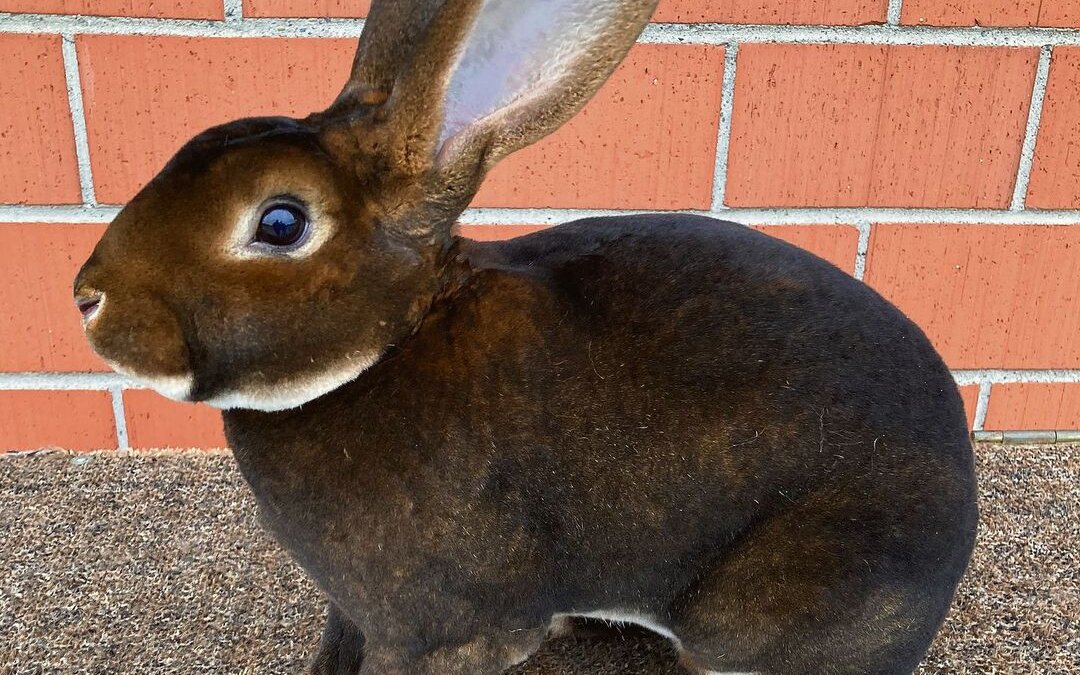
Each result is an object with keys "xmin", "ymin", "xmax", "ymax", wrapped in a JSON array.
[{"xmin": 74, "ymin": 0, "xmax": 658, "ymax": 412}]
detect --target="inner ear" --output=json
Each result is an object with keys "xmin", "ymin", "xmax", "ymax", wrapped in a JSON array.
[
  {"xmin": 429, "ymin": 0, "xmax": 658, "ymax": 174},
  {"xmin": 439, "ymin": 1, "xmax": 608, "ymax": 149}
]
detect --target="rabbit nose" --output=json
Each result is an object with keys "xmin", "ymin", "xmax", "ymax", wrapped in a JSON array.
[
  {"xmin": 75, "ymin": 290, "xmax": 104, "ymax": 322},
  {"xmin": 74, "ymin": 251, "xmax": 107, "ymax": 322}
]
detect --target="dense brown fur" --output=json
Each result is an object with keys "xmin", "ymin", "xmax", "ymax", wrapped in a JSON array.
[
  {"xmin": 222, "ymin": 217, "xmax": 976, "ymax": 674},
  {"xmin": 74, "ymin": 1, "xmax": 977, "ymax": 673}
]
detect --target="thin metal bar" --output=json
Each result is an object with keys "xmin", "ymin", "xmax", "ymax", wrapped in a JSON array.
[{"xmin": 973, "ymin": 430, "xmax": 1080, "ymax": 444}]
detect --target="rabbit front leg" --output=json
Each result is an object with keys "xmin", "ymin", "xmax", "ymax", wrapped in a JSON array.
[
  {"xmin": 358, "ymin": 627, "xmax": 547, "ymax": 675},
  {"xmin": 310, "ymin": 604, "xmax": 365, "ymax": 675}
]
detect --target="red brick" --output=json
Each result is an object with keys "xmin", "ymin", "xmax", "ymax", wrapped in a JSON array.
[
  {"xmin": 655, "ymin": 0, "xmax": 886, "ymax": 24},
  {"xmin": 475, "ymin": 44, "xmax": 725, "ymax": 210},
  {"xmin": 864, "ymin": 224, "xmax": 1080, "ymax": 369},
  {"xmin": 753, "ymin": 224, "xmax": 860, "ymax": 274},
  {"xmin": 0, "ymin": 0, "xmax": 222, "ymax": 17},
  {"xmin": 1027, "ymin": 48, "xmax": 1080, "ymax": 209},
  {"xmin": 457, "ymin": 225, "xmax": 550, "ymax": 241},
  {"xmin": 244, "ymin": 0, "xmax": 369, "ymax": 17},
  {"xmin": 0, "ymin": 390, "xmax": 116, "ymax": 452},
  {"xmin": 0, "ymin": 34, "xmax": 80, "ymax": 205},
  {"xmin": 77, "ymin": 36, "xmax": 355, "ymax": 205},
  {"xmin": 726, "ymin": 44, "xmax": 1037, "ymax": 208},
  {"xmin": 0, "ymin": 223, "xmax": 109, "ymax": 372},
  {"xmin": 984, "ymin": 383, "xmax": 1080, "ymax": 430},
  {"xmin": 902, "ymin": 0, "xmax": 1080, "ymax": 28},
  {"xmin": 124, "ymin": 390, "xmax": 227, "ymax": 449},
  {"xmin": 79, "ymin": 39, "xmax": 720, "ymax": 210},
  {"xmin": 958, "ymin": 384, "xmax": 979, "ymax": 430}
]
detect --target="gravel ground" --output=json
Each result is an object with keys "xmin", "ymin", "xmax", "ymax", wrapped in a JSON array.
[{"xmin": 1, "ymin": 444, "xmax": 1077, "ymax": 674}]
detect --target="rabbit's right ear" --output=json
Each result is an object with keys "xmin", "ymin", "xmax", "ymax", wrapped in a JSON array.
[{"xmin": 327, "ymin": 0, "xmax": 658, "ymax": 227}]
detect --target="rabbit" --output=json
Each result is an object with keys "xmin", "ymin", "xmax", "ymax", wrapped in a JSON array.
[{"xmin": 73, "ymin": 0, "xmax": 978, "ymax": 673}]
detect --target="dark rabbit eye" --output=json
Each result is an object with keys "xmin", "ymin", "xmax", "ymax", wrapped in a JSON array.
[{"xmin": 256, "ymin": 204, "xmax": 308, "ymax": 247}]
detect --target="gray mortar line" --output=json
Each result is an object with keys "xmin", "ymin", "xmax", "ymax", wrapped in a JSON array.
[
  {"xmin": 710, "ymin": 43, "xmax": 739, "ymax": 211},
  {"xmin": 61, "ymin": 35, "xmax": 98, "ymax": 206},
  {"xmin": 1011, "ymin": 46, "xmax": 1054, "ymax": 211},
  {"xmin": 1, "ymin": 14, "xmax": 1079, "ymax": 47}
]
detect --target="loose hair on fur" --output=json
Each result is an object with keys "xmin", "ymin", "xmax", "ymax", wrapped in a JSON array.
[{"xmin": 75, "ymin": 1, "xmax": 977, "ymax": 673}]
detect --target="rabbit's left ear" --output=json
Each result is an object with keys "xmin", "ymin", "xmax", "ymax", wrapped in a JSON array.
[{"xmin": 341, "ymin": 0, "xmax": 658, "ymax": 200}]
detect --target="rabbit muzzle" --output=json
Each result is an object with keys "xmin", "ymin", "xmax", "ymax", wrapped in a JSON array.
[{"xmin": 74, "ymin": 262, "xmax": 195, "ymax": 402}]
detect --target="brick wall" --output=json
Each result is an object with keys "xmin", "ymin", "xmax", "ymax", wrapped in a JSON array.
[{"xmin": 2, "ymin": 0, "xmax": 1079, "ymax": 451}]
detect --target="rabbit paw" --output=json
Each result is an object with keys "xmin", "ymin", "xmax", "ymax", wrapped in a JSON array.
[{"xmin": 309, "ymin": 605, "xmax": 365, "ymax": 675}]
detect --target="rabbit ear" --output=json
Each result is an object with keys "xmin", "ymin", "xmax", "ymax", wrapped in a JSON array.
[
  {"xmin": 380, "ymin": 0, "xmax": 658, "ymax": 187},
  {"xmin": 433, "ymin": 0, "xmax": 658, "ymax": 167},
  {"xmin": 330, "ymin": 1, "xmax": 447, "ymax": 112}
]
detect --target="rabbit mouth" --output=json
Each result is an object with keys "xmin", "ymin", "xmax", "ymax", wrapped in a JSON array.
[{"xmin": 77, "ymin": 293, "xmax": 195, "ymax": 400}]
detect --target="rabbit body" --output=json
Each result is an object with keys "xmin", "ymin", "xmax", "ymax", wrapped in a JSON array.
[
  {"xmin": 226, "ymin": 215, "xmax": 977, "ymax": 675},
  {"xmin": 75, "ymin": 1, "xmax": 978, "ymax": 671}
]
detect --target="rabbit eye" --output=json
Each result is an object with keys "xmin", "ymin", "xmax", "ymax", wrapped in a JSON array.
[{"xmin": 256, "ymin": 204, "xmax": 307, "ymax": 247}]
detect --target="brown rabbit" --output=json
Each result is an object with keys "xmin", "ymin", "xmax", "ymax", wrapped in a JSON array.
[{"xmin": 74, "ymin": 1, "xmax": 977, "ymax": 673}]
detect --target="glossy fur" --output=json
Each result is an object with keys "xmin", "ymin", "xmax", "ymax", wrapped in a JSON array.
[
  {"xmin": 227, "ymin": 217, "xmax": 976, "ymax": 674},
  {"xmin": 74, "ymin": 0, "xmax": 977, "ymax": 673}
]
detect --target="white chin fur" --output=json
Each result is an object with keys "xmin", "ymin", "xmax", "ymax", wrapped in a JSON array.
[
  {"xmin": 107, "ymin": 361, "xmax": 194, "ymax": 402},
  {"xmin": 202, "ymin": 349, "xmax": 382, "ymax": 412}
]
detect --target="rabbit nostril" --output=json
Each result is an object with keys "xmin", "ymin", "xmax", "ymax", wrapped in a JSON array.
[{"xmin": 75, "ymin": 293, "xmax": 103, "ymax": 321}]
